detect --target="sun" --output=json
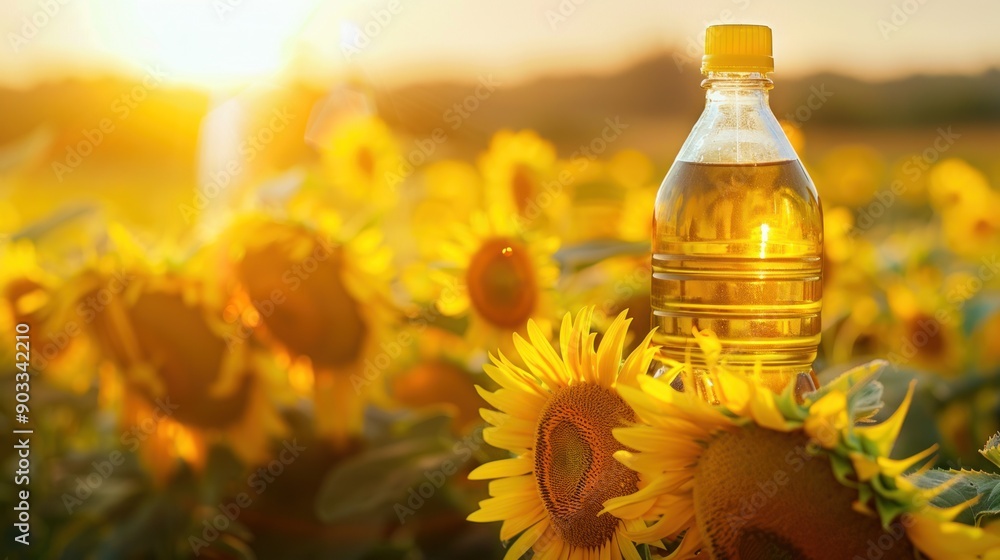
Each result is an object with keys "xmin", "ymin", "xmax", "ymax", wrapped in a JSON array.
[{"xmin": 90, "ymin": 0, "xmax": 321, "ymax": 89}]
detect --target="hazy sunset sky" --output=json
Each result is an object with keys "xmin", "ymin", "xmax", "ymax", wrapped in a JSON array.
[{"xmin": 2, "ymin": 0, "xmax": 998, "ymax": 89}]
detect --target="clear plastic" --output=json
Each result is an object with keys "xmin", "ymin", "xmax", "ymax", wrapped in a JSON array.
[{"xmin": 651, "ymin": 72, "xmax": 823, "ymax": 402}]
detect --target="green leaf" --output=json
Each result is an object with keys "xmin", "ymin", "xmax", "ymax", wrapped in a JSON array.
[
  {"xmin": 807, "ymin": 360, "xmax": 886, "ymax": 421},
  {"xmin": 403, "ymin": 413, "xmax": 460, "ymax": 440},
  {"xmin": 980, "ymin": 432, "xmax": 1000, "ymax": 469},
  {"xmin": 9, "ymin": 204, "xmax": 99, "ymax": 242},
  {"xmin": 554, "ymin": 240, "xmax": 650, "ymax": 272},
  {"xmin": 962, "ymin": 296, "xmax": 1000, "ymax": 337},
  {"xmin": 213, "ymin": 533, "xmax": 258, "ymax": 560},
  {"xmin": 909, "ymin": 469, "xmax": 1000, "ymax": 527},
  {"xmin": 316, "ymin": 415, "xmax": 463, "ymax": 523},
  {"xmin": 359, "ymin": 543, "xmax": 414, "ymax": 560},
  {"xmin": 0, "ymin": 127, "xmax": 53, "ymax": 173}
]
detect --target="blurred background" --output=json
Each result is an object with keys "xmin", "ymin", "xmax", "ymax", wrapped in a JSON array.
[{"xmin": 1, "ymin": 0, "xmax": 1000, "ymax": 558}]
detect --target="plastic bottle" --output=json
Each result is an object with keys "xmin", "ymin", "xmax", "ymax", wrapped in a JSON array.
[{"xmin": 651, "ymin": 24, "xmax": 823, "ymax": 401}]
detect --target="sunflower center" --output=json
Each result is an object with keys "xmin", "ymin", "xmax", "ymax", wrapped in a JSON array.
[
  {"xmin": 694, "ymin": 427, "xmax": 915, "ymax": 560},
  {"xmin": 737, "ymin": 528, "xmax": 804, "ymax": 560},
  {"xmin": 391, "ymin": 361, "xmax": 483, "ymax": 429},
  {"xmin": 320, "ymin": 249, "xmax": 369, "ymax": 366},
  {"xmin": 239, "ymin": 233, "xmax": 368, "ymax": 369},
  {"xmin": 511, "ymin": 164, "xmax": 536, "ymax": 214},
  {"xmin": 4, "ymin": 278, "xmax": 48, "ymax": 323},
  {"xmin": 533, "ymin": 384, "xmax": 638, "ymax": 549},
  {"xmin": 971, "ymin": 217, "xmax": 998, "ymax": 242},
  {"xmin": 906, "ymin": 313, "xmax": 944, "ymax": 359},
  {"xmin": 356, "ymin": 147, "xmax": 376, "ymax": 180},
  {"xmin": 128, "ymin": 291, "xmax": 253, "ymax": 429},
  {"xmin": 465, "ymin": 238, "xmax": 537, "ymax": 329}
]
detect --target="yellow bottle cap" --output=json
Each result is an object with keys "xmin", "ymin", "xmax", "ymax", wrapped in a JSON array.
[{"xmin": 701, "ymin": 24, "xmax": 774, "ymax": 74}]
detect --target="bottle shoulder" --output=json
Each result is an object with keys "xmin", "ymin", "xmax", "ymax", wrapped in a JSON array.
[
  {"xmin": 676, "ymin": 92, "xmax": 798, "ymax": 164},
  {"xmin": 653, "ymin": 160, "xmax": 823, "ymax": 251}
]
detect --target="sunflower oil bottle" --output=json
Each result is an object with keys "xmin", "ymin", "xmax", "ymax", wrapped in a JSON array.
[{"xmin": 651, "ymin": 25, "xmax": 823, "ymax": 401}]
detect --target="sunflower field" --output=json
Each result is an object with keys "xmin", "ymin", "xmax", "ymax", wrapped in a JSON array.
[
  {"xmin": 3, "ymin": 4, "xmax": 1000, "ymax": 557},
  {"xmin": 2, "ymin": 102, "xmax": 1000, "ymax": 558}
]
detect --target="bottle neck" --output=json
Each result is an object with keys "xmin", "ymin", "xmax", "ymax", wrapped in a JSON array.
[
  {"xmin": 673, "ymin": 71, "xmax": 795, "ymax": 164},
  {"xmin": 702, "ymin": 71, "xmax": 773, "ymax": 106}
]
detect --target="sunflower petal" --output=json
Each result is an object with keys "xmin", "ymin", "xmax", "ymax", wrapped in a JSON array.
[
  {"xmin": 499, "ymin": 501, "xmax": 547, "ymax": 541},
  {"xmin": 469, "ymin": 456, "xmax": 533, "ymax": 480},
  {"xmin": 617, "ymin": 533, "xmax": 642, "ymax": 560},
  {"xmin": 855, "ymin": 380, "xmax": 916, "ymax": 457},
  {"xmin": 502, "ymin": 519, "xmax": 551, "ymax": 560},
  {"xmin": 596, "ymin": 310, "xmax": 630, "ymax": 387}
]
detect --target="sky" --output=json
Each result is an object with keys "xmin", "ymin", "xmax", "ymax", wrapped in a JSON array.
[{"xmin": 1, "ymin": 0, "xmax": 998, "ymax": 90}]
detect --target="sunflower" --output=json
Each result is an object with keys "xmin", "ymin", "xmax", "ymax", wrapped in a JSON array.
[
  {"xmin": 562, "ymin": 159, "xmax": 628, "ymax": 244},
  {"xmin": 434, "ymin": 212, "xmax": 560, "ymax": 356},
  {"xmin": 564, "ymin": 255, "xmax": 652, "ymax": 355},
  {"xmin": 940, "ymin": 193, "xmax": 1000, "ymax": 259},
  {"xmin": 467, "ymin": 308, "xmax": 661, "ymax": 560},
  {"xmin": 391, "ymin": 358, "xmax": 485, "ymax": 432},
  {"xmin": 927, "ymin": 158, "xmax": 992, "ymax": 211},
  {"xmin": 619, "ymin": 184, "xmax": 658, "ymax": 243},
  {"xmin": 601, "ymin": 149, "xmax": 658, "ymax": 243},
  {"xmin": 311, "ymin": 113, "xmax": 401, "ymax": 210},
  {"xmin": 885, "ymin": 276, "xmax": 964, "ymax": 376},
  {"xmin": 219, "ymin": 213, "xmax": 395, "ymax": 445},
  {"xmin": 924, "ymin": 158, "xmax": 1000, "ymax": 257},
  {"xmin": 607, "ymin": 149, "xmax": 655, "ymax": 192},
  {"xmin": 816, "ymin": 145, "xmax": 886, "ymax": 208},
  {"xmin": 0, "ymin": 240, "xmax": 54, "ymax": 361},
  {"xmin": 778, "ymin": 120, "xmax": 805, "ymax": 154},
  {"xmin": 86, "ymin": 268, "xmax": 286, "ymax": 482},
  {"xmin": 385, "ymin": 324, "xmax": 486, "ymax": 432},
  {"xmin": 976, "ymin": 308, "xmax": 1000, "ymax": 370},
  {"xmin": 0, "ymin": 239, "xmax": 110, "ymax": 393},
  {"xmin": 478, "ymin": 129, "xmax": 561, "ymax": 231},
  {"xmin": 605, "ymin": 331, "xmax": 1000, "ymax": 560},
  {"xmin": 410, "ymin": 160, "xmax": 483, "ymax": 259},
  {"xmin": 820, "ymin": 206, "xmax": 887, "ymax": 363}
]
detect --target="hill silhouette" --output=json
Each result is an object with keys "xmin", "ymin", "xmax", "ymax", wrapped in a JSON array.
[{"xmin": 2, "ymin": 52, "xmax": 999, "ymax": 176}]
